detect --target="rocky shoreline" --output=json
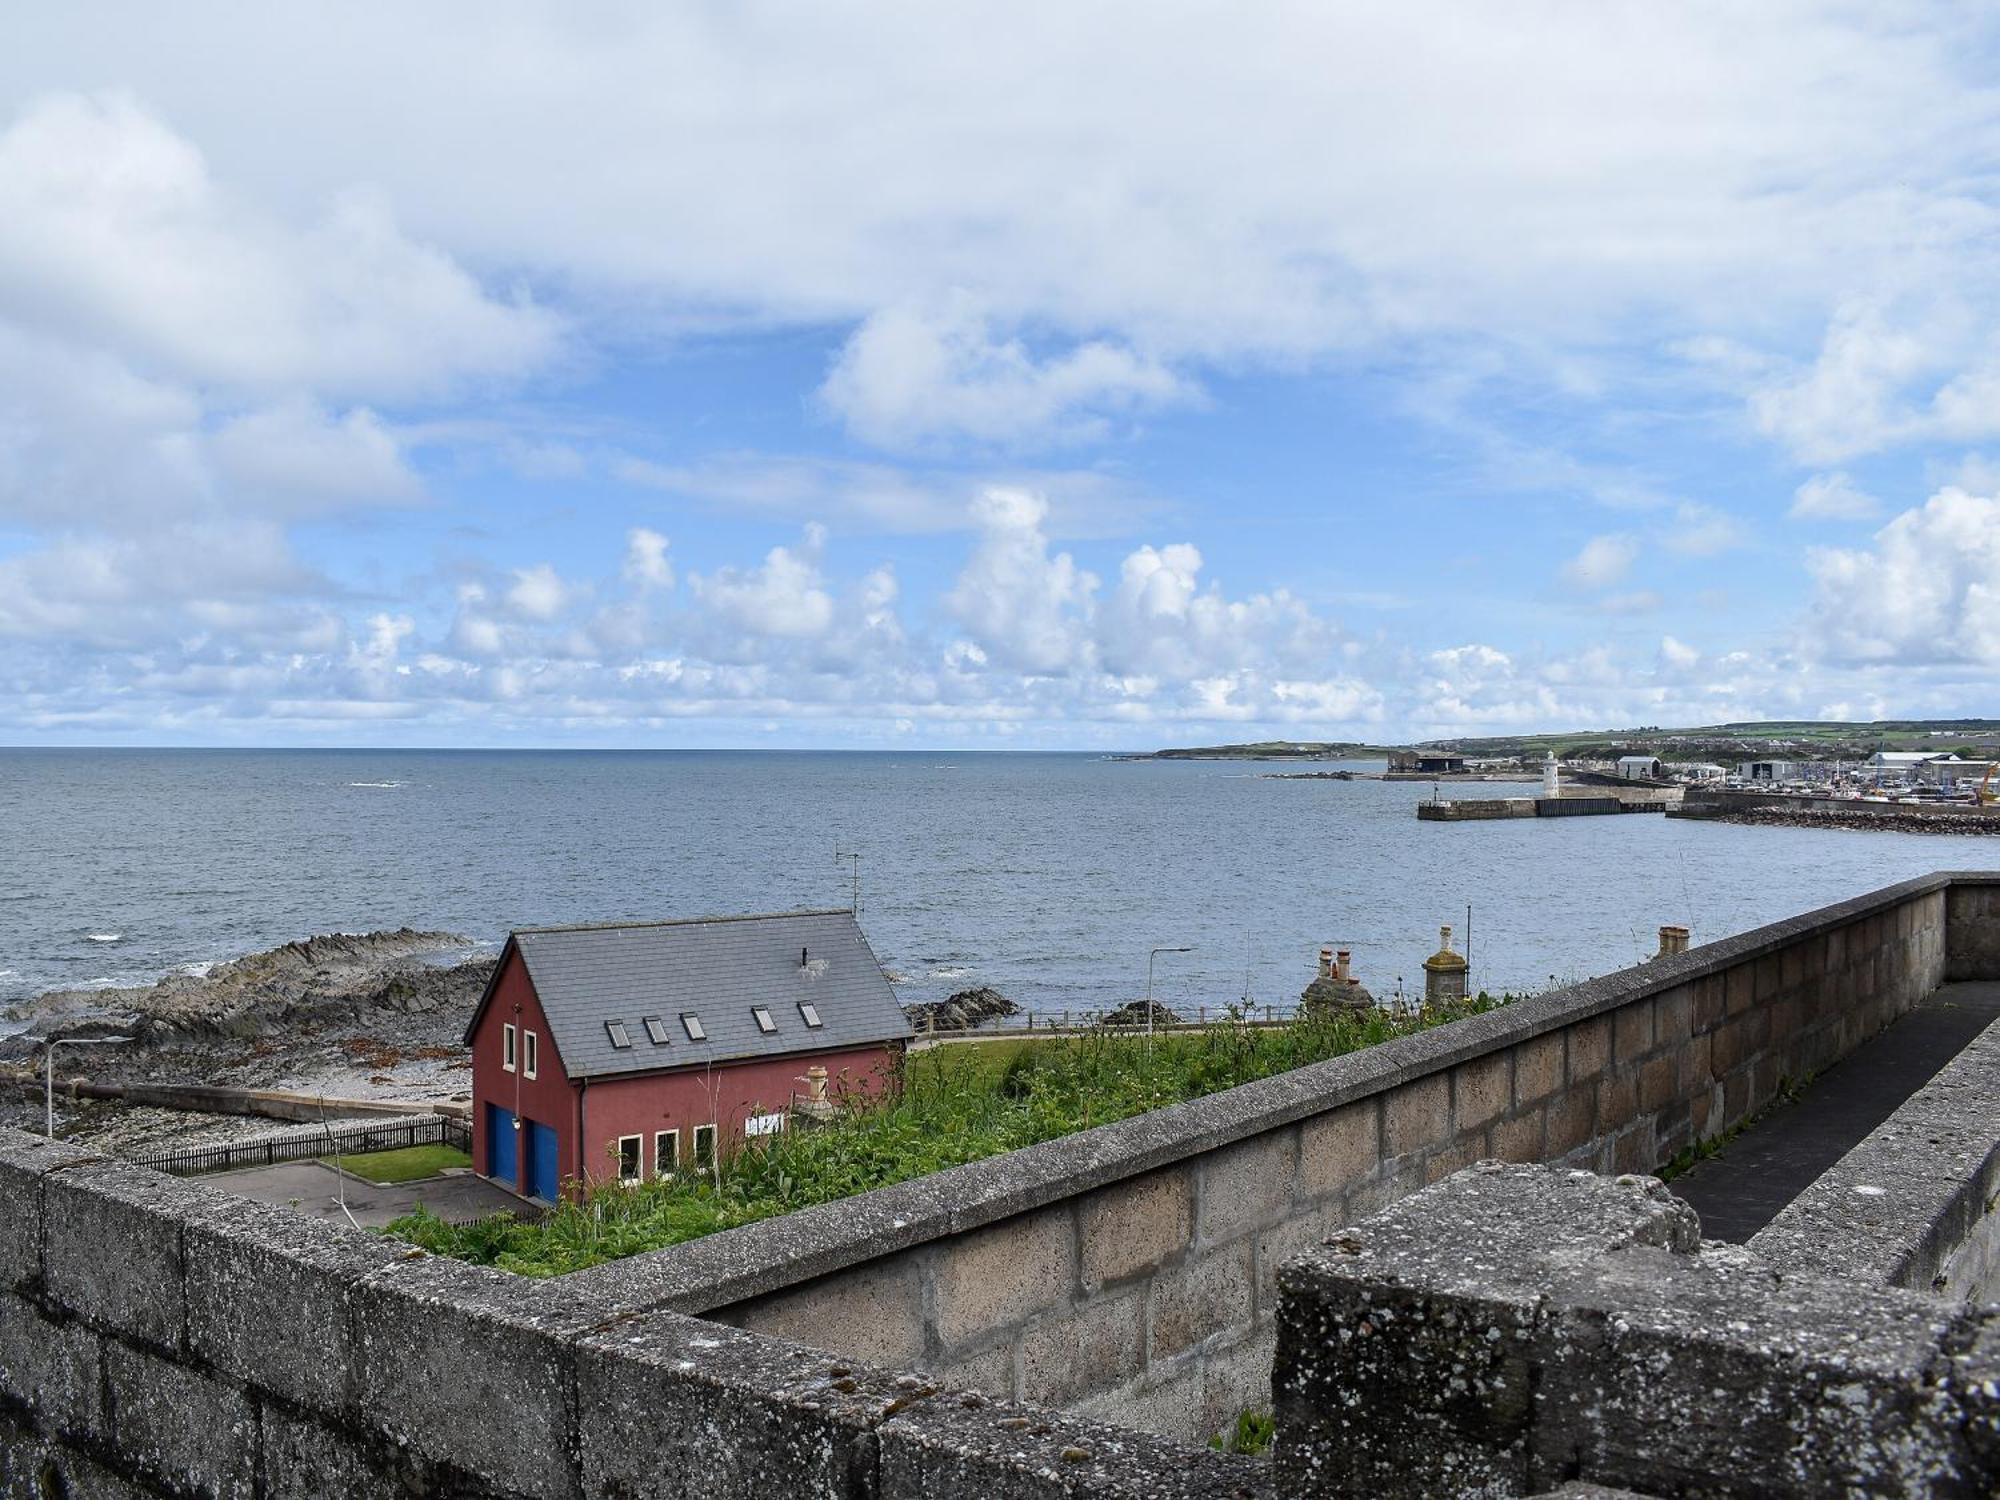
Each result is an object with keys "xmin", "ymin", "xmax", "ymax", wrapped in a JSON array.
[
  {"xmin": 1675, "ymin": 804, "xmax": 2000, "ymax": 835},
  {"xmin": 0, "ymin": 930, "xmax": 495, "ymax": 1123}
]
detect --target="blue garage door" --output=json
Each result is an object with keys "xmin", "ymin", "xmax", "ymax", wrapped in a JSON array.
[
  {"xmin": 525, "ymin": 1120, "xmax": 560, "ymax": 1202},
  {"xmin": 485, "ymin": 1103, "xmax": 517, "ymax": 1184}
]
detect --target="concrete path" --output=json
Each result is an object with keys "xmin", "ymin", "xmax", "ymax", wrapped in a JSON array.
[
  {"xmin": 199, "ymin": 1159, "xmax": 530, "ymax": 1229},
  {"xmin": 1672, "ymin": 981, "xmax": 2000, "ymax": 1243}
]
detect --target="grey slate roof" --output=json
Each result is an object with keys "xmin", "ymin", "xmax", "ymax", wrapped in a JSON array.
[{"xmin": 491, "ymin": 909, "xmax": 912, "ymax": 1082}]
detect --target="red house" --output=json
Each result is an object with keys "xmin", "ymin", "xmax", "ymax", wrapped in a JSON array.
[{"xmin": 464, "ymin": 909, "xmax": 912, "ymax": 1200}]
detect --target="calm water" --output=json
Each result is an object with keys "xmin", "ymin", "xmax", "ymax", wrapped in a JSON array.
[{"xmin": 0, "ymin": 749, "xmax": 1988, "ymax": 1013}]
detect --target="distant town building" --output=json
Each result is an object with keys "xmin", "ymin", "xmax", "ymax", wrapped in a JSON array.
[
  {"xmin": 1677, "ymin": 763, "xmax": 1728, "ymax": 782},
  {"xmin": 465, "ymin": 909, "xmax": 911, "ymax": 1200},
  {"xmin": 1616, "ymin": 755, "xmax": 1665, "ymax": 780},
  {"xmin": 1871, "ymin": 751, "xmax": 1974, "ymax": 786},
  {"xmin": 1388, "ymin": 749, "xmax": 1468, "ymax": 774},
  {"xmin": 1737, "ymin": 759, "xmax": 1800, "ymax": 781}
]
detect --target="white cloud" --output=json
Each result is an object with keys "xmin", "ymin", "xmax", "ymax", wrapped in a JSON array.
[
  {"xmin": 691, "ymin": 525, "xmax": 836, "ymax": 639},
  {"xmin": 0, "ymin": 93, "xmax": 556, "ymax": 399},
  {"xmin": 1561, "ymin": 534, "xmax": 1639, "ymax": 590},
  {"xmin": 1661, "ymin": 503, "xmax": 1745, "ymax": 558},
  {"xmin": 945, "ymin": 489, "xmax": 1098, "ymax": 673},
  {"xmin": 5, "ymin": 9, "xmax": 1989, "ymax": 453},
  {"xmin": 820, "ymin": 294, "xmax": 1190, "ymax": 449},
  {"xmin": 623, "ymin": 528, "xmax": 674, "ymax": 590},
  {"xmin": 1098, "ymin": 543, "xmax": 1335, "ymax": 680},
  {"xmin": 613, "ymin": 451, "xmax": 1163, "ymax": 539},
  {"xmin": 1789, "ymin": 471, "xmax": 1881, "ymax": 522},
  {"xmin": 210, "ymin": 400, "xmax": 422, "ymax": 509},
  {"xmin": 0, "ymin": 518, "xmax": 317, "ymax": 647},
  {"xmin": 1805, "ymin": 486, "xmax": 2000, "ymax": 664},
  {"xmin": 505, "ymin": 564, "xmax": 570, "ymax": 621},
  {"xmin": 1659, "ymin": 635, "xmax": 1700, "ymax": 671}
]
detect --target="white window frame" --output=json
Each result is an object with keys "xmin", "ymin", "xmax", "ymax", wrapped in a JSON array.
[
  {"xmin": 523, "ymin": 1030, "xmax": 539, "ymax": 1080},
  {"xmin": 693, "ymin": 1122, "xmax": 717, "ymax": 1172},
  {"xmin": 681, "ymin": 1012, "xmax": 706, "ymax": 1041},
  {"xmin": 615, "ymin": 1134, "xmax": 643, "ymax": 1186},
  {"xmin": 797, "ymin": 1001, "xmax": 823, "ymax": 1029},
  {"xmin": 654, "ymin": 1128, "xmax": 680, "ymax": 1178},
  {"xmin": 502, "ymin": 1023, "xmax": 518, "ymax": 1072},
  {"xmin": 643, "ymin": 1016, "xmax": 671, "ymax": 1046},
  {"xmin": 751, "ymin": 1005, "xmax": 777, "ymax": 1034}
]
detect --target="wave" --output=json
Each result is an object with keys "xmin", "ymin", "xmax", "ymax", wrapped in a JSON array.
[
  {"xmin": 85, "ymin": 933, "xmax": 122, "ymax": 944},
  {"xmin": 928, "ymin": 966, "xmax": 972, "ymax": 980},
  {"xmin": 347, "ymin": 781, "xmax": 406, "ymax": 789}
]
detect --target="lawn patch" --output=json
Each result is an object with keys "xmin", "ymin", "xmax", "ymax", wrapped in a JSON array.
[{"xmin": 327, "ymin": 1143, "xmax": 471, "ymax": 1185}]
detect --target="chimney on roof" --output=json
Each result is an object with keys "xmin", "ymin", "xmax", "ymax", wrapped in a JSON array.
[
  {"xmin": 1317, "ymin": 945, "xmax": 1334, "ymax": 979},
  {"xmin": 800, "ymin": 945, "xmax": 809, "ymax": 968},
  {"xmin": 1657, "ymin": 924, "xmax": 1690, "ymax": 959},
  {"xmin": 1335, "ymin": 949, "xmax": 1352, "ymax": 984}
]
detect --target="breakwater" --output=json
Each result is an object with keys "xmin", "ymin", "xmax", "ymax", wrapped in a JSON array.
[
  {"xmin": 1417, "ymin": 794, "xmax": 1671, "ymax": 822},
  {"xmin": 1671, "ymin": 793, "xmax": 2000, "ymax": 836}
]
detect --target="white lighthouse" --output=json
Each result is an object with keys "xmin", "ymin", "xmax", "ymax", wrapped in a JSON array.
[{"xmin": 1542, "ymin": 750, "xmax": 1560, "ymax": 798}]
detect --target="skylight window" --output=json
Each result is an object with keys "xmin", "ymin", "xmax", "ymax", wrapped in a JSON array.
[
  {"xmin": 606, "ymin": 1020, "xmax": 633, "ymax": 1049},
  {"xmin": 752, "ymin": 1005, "xmax": 777, "ymax": 1034},
  {"xmin": 643, "ymin": 1016, "xmax": 671, "ymax": 1046},
  {"xmin": 798, "ymin": 1002, "xmax": 823, "ymax": 1029},
  {"xmin": 682, "ymin": 1012, "xmax": 707, "ymax": 1041}
]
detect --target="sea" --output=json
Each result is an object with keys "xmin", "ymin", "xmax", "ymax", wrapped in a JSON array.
[{"xmin": 0, "ymin": 748, "xmax": 1988, "ymax": 1021}]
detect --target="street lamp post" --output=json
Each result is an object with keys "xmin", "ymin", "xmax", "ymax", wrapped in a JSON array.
[
  {"xmin": 44, "ymin": 1036, "xmax": 133, "ymax": 1139},
  {"xmin": 1146, "ymin": 946, "xmax": 1195, "ymax": 1050}
]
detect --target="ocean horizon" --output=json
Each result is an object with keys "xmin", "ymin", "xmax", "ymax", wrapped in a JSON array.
[{"xmin": 1, "ymin": 746, "xmax": 1983, "ymax": 1015}]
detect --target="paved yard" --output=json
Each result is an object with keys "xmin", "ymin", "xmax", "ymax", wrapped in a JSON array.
[{"xmin": 198, "ymin": 1160, "xmax": 530, "ymax": 1228}]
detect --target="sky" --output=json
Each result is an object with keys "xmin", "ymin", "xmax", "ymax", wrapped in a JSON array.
[{"xmin": 2, "ymin": 3, "xmax": 1999, "ymax": 749}]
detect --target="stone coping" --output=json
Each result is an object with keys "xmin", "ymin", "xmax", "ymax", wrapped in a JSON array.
[
  {"xmin": 1272, "ymin": 1162, "xmax": 1999, "ymax": 1497},
  {"xmin": 567, "ymin": 871, "xmax": 2000, "ymax": 1315},
  {"xmin": 0, "ymin": 1126, "xmax": 1270, "ymax": 1499},
  {"xmin": 1748, "ymin": 993, "xmax": 2000, "ymax": 1291}
]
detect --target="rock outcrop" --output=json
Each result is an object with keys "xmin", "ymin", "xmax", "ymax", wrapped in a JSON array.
[
  {"xmin": 1098, "ymin": 999, "xmax": 1182, "ymax": 1028},
  {"xmin": 902, "ymin": 985, "xmax": 1019, "ymax": 1032},
  {"xmin": 2, "ymin": 928, "xmax": 491, "ymax": 1049}
]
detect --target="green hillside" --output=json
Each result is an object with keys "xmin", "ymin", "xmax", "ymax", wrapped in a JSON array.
[{"xmin": 1143, "ymin": 721, "xmax": 2000, "ymax": 762}]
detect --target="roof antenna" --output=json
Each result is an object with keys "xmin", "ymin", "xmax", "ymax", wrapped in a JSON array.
[
  {"xmin": 834, "ymin": 846, "xmax": 861, "ymax": 913},
  {"xmin": 801, "ymin": 946, "xmax": 809, "ymax": 968}
]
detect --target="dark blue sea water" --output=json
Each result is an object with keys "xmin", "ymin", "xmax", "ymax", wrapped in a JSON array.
[{"xmin": 0, "ymin": 749, "xmax": 1987, "ymax": 1014}]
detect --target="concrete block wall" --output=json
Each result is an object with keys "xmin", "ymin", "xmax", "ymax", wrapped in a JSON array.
[
  {"xmin": 0, "ymin": 1126, "xmax": 1268, "ymax": 1500},
  {"xmin": 1948, "ymin": 880, "xmax": 2000, "ymax": 979},
  {"xmin": 569, "ymin": 873, "xmax": 1993, "ymax": 1444}
]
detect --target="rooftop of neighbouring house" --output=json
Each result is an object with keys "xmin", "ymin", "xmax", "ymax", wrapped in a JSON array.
[{"xmin": 466, "ymin": 908, "xmax": 913, "ymax": 1081}]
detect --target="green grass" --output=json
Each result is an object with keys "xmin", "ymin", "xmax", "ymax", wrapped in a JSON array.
[
  {"xmin": 325, "ymin": 1143, "xmax": 471, "ymax": 1185},
  {"xmin": 1210, "ymin": 1409, "xmax": 1276, "ymax": 1457},
  {"xmin": 385, "ymin": 997, "xmax": 1509, "ymax": 1278}
]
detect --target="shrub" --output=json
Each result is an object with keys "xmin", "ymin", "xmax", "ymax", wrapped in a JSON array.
[{"xmin": 387, "ymin": 996, "xmax": 1505, "ymax": 1277}]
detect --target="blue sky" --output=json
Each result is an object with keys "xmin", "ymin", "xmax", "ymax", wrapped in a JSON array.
[{"xmin": 2, "ymin": 4, "xmax": 1998, "ymax": 748}]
